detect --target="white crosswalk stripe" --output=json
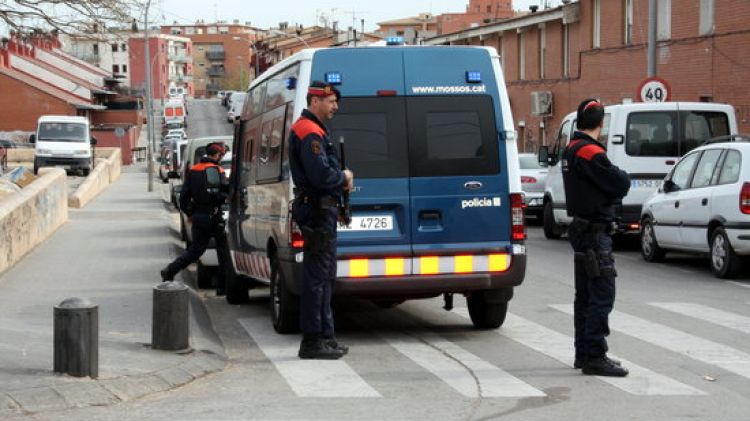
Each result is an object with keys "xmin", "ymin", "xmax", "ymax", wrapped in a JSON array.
[
  {"xmin": 238, "ymin": 318, "xmax": 380, "ymax": 398},
  {"xmin": 379, "ymin": 330, "xmax": 545, "ymax": 398},
  {"xmin": 551, "ymin": 304, "xmax": 750, "ymax": 381},
  {"xmin": 650, "ymin": 302, "xmax": 750, "ymax": 335},
  {"xmin": 453, "ymin": 308, "xmax": 704, "ymax": 396}
]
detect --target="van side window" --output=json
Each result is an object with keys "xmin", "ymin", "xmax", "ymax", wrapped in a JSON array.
[
  {"xmin": 257, "ymin": 106, "xmax": 286, "ymax": 182},
  {"xmin": 683, "ymin": 111, "xmax": 729, "ymax": 152},
  {"xmin": 247, "ymin": 85, "xmax": 266, "ymax": 119},
  {"xmin": 241, "ymin": 117, "xmax": 261, "ymax": 185},
  {"xmin": 718, "ymin": 149, "xmax": 741, "ymax": 185},
  {"xmin": 281, "ymin": 102, "xmax": 295, "ymax": 180},
  {"xmin": 264, "ymin": 65, "xmax": 300, "ymax": 113},
  {"xmin": 690, "ymin": 149, "xmax": 722, "ymax": 188},
  {"xmin": 626, "ymin": 111, "xmax": 677, "ymax": 157}
]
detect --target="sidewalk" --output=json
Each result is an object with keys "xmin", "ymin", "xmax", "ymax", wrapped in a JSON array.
[{"xmin": 0, "ymin": 162, "xmax": 225, "ymax": 416}]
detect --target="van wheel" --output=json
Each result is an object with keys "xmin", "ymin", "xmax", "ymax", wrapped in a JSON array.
[
  {"xmin": 196, "ymin": 261, "xmax": 215, "ymax": 289},
  {"xmin": 543, "ymin": 201, "xmax": 562, "ymax": 239},
  {"xmin": 270, "ymin": 258, "xmax": 300, "ymax": 334},
  {"xmin": 225, "ymin": 250, "xmax": 251, "ymax": 304},
  {"xmin": 710, "ymin": 227, "xmax": 742, "ymax": 279},
  {"xmin": 640, "ymin": 218, "xmax": 666, "ymax": 262},
  {"xmin": 467, "ymin": 291, "xmax": 508, "ymax": 329},
  {"xmin": 82, "ymin": 168, "xmax": 90, "ymax": 177}
]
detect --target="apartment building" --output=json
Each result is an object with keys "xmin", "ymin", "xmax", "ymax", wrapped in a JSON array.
[
  {"xmin": 63, "ymin": 30, "xmax": 133, "ymax": 85},
  {"xmin": 128, "ymin": 34, "xmax": 193, "ymax": 100}
]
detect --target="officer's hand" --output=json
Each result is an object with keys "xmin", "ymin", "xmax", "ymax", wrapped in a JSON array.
[{"xmin": 343, "ymin": 169, "xmax": 354, "ymax": 191}]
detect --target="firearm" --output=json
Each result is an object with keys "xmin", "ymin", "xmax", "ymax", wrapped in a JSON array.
[{"xmin": 338, "ymin": 137, "xmax": 352, "ymax": 227}]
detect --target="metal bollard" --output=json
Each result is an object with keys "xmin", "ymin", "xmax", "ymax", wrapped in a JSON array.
[
  {"xmin": 152, "ymin": 281, "xmax": 190, "ymax": 351},
  {"xmin": 54, "ymin": 297, "xmax": 98, "ymax": 378}
]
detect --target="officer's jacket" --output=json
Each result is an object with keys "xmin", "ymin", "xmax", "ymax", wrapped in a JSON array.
[
  {"xmin": 179, "ymin": 156, "xmax": 228, "ymax": 215},
  {"xmin": 562, "ymin": 131, "xmax": 630, "ymax": 222},
  {"xmin": 288, "ymin": 109, "xmax": 345, "ymax": 198}
]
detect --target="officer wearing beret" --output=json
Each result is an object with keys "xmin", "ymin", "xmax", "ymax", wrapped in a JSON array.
[
  {"xmin": 289, "ymin": 81, "xmax": 354, "ymax": 359},
  {"xmin": 563, "ymin": 99, "xmax": 631, "ymax": 377},
  {"xmin": 161, "ymin": 142, "xmax": 229, "ymax": 296}
]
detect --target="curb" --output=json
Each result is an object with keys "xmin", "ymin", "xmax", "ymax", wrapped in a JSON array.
[{"xmin": 0, "ymin": 348, "xmax": 226, "ymax": 416}]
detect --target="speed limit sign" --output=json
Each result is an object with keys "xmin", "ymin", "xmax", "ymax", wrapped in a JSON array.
[{"xmin": 638, "ymin": 77, "xmax": 671, "ymax": 103}]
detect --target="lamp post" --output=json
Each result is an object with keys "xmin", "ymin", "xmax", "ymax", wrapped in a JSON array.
[
  {"xmin": 144, "ymin": 0, "xmax": 154, "ymax": 192},
  {"xmin": 267, "ymin": 29, "xmax": 311, "ymax": 48}
]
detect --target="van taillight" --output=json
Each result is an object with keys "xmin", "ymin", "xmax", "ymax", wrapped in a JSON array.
[
  {"xmin": 520, "ymin": 176, "xmax": 537, "ymax": 184},
  {"xmin": 740, "ymin": 182, "xmax": 750, "ymax": 214},
  {"xmin": 290, "ymin": 219, "xmax": 304, "ymax": 248},
  {"xmin": 510, "ymin": 193, "xmax": 526, "ymax": 242}
]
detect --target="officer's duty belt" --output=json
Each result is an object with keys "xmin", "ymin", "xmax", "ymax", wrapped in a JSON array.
[{"xmin": 295, "ymin": 193, "xmax": 337, "ymax": 208}]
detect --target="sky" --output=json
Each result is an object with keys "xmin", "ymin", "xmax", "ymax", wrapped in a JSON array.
[{"xmin": 152, "ymin": 0, "xmax": 563, "ymax": 31}]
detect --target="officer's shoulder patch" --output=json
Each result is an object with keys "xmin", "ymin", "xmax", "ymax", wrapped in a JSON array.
[
  {"xmin": 311, "ymin": 140, "xmax": 321, "ymax": 155},
  {"xmin": 292, "ymin": 118, "xmax": 325, "ymax": 141}
]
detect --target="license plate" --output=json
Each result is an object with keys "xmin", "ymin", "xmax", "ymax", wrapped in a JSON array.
[
  {"xmin": 527, "ymin": 198, "xmax": 542, "ymax": 206},
  {"xmin": 338, "ymin": 215, "xmax": 393, "ymax": 231},
  {"xmin": 632, "ymin": 179, "xmax": 662, "ymax": 189}
]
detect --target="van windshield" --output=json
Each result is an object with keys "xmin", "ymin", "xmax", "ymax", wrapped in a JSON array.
[
  {"xmin": 330, "ymin": 95, "xmax": 499, "ymax": 178},
  {"xmin": 626, "ymin": 111, "xmax": 730, "ymax": 157},
  {"xmin": 38, "ymin": 122, "xmax": 87, "ymax": 142}
]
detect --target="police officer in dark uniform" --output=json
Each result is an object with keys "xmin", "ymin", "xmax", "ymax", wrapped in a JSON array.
[
  {"xmin": 563, "ymin": 99, "xmax": 631, "ymax": 377},
  {"xmin": 289, "ymin": 81, "xmax": 354, "ymax": 360},
  {"xmin": 161, "ymin": 142, "xmax": 229, "ymax": 296}
]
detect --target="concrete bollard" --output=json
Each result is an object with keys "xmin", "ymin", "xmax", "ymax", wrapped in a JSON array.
[
  {"xmin": 54, "ymin": 297, "xmax": 98, "ymax": 378},
  {"xmin": 152, "ymin": 281, "xmax": 190, "ymax": 351}
]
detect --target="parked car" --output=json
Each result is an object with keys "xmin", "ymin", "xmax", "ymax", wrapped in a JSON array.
[
  {"xmin": 518, "ymin": 153, "xmax": 548, "ymax": 217},
  {"xmin": 227, "ymin": 92, "xmax": 246, "ymax": 123},
  {"xmin": 164, "ymin": 128, "xmax": 187, "ymax": 140},
  {"xmin": 222, "ymin": 90, "xmax": 234, "ymax": 108},
  {"xmin": 640, "ymin": 135, "xmax": 750, "ymax": 278}
]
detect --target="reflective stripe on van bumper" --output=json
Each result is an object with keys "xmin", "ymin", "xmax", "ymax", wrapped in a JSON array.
[{"xmin": 336, "ymin": 254, "xmax": 511, "ymax": 278}]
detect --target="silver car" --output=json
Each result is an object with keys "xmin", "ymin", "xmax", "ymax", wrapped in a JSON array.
[{"xmin": 519, "ymin": 153, "xmax": 548, "ymax": 216}]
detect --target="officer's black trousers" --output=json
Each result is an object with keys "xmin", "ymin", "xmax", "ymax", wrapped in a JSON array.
[
  {"xmin": 299, "ymin": 207, "xmax": 337, "ymax": 339},
  {"xmin": 164, "ymin": 213, "xmax": 227, "ymax": 289},
  {"xmin": 567, "ymin": 222, "xmax": 616, "ymax": 360}
]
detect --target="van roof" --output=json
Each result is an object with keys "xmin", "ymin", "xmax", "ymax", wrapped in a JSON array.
[{"xmin": 37, "ymin": 115, "xmax": 88, "ymax": 124}]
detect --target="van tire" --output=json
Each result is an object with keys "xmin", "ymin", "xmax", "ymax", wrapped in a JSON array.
[
  {"xmin": 543, "ymin": 200, "xmax": 562, "ymax": 239},
  {"xmin": 196, "ymin": 261, "xmax": 215, "ymax": 289},
  {"xmin": 270, "ymin": 258, "xmax": 300, "ymax": 334},
  {"xmin": 82, "ymin": 168, "xmax": 90, "ymax": 177},
  {"xmin": 467, "ymin": 291, "xmax": 508, "ymax": 329},
  {"xmin": 225, "ymin": 250, "xmax": 251, "ymax": 304},
  {"xmin": 710, "ymin": 227, "xmax": 742, "ymax": 279}
]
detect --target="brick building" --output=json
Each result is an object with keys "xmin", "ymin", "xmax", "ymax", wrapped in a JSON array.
[
  {"xmin": 128, "ymin": 34, "xmax": 193, "ymax": 100},
  {"xmin": 162, "ymin": 22, "xmax": 258, "ymax": 98},
  {"xmin": 426, "ymin": 0, "xmax": 750, "ymax": 152}
]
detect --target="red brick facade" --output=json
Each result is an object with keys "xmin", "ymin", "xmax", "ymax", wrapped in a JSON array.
[
  {"xmin": 0, "ymin": 73, "xmax": 76, "ymax": 131},
  {"xmin": 428, "ymin": 0, "xmax": 750, "ymax": 152}
]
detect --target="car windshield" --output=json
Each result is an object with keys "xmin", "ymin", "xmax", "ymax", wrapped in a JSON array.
[
  {"xmin": 519, "ymin": 155, "xmax": 544, "ymax": 169},
  {"xmin": 38, "ymin": 122, "xmax": 87, "ymax": 142}
]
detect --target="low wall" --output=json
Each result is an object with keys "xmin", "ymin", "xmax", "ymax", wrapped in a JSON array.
[
  {"xmin": 69, "ymin": 147, "xmax": 121, "ymax": 208},
  {"xmin": 6, "ymin": 148, "xmax": 34, "ymax": 166},
  {"xmin": 92, "ymin": 126, "xmax": 139, "ymax": 165},
  {"xmin": 0, "ymin": 168, "xmax": 67, "ymax": 275}
]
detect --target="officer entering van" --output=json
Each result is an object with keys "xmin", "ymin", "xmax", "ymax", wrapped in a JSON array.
[{"xmin": 289, "ymin": 81, "xmax": 354, "ymax": 360}]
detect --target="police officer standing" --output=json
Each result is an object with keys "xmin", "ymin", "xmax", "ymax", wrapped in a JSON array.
[
  {"xmin": 562, "ymin": 99, "xmax": 631, "ymax": 377},
  {"xmin": 289, "ymin": 81, "xmax": 353, "ymax": 360},
  {"xmin": 161, "ymin": 142, "xmax": 229, "ymax": 296}
]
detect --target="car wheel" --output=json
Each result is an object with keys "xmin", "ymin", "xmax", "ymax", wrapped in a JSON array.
[
  {"xmin": 196, "ymin": 261, "xmax": 215, "ymax": 289},
  {"xmin": 710, "ymin": 227, "xmax": 742, "ymax": 279},
  {"xmin": 543, "ymin": 200, "xmax": 562, "ymax": 239},
  {"xmin": 225, "ymin": 249, "xmax": 251, "ymax": 304},
  {"xmin": 270, "ymin": 257, "xmax": 300, "ymax": 334},
  {"xmin": 640, "ymin": 218, "xmax": 666, "ymax": 262},
  {"xmin": 467, "ymin": 291, "xmax": 508, "ymax": 329}
]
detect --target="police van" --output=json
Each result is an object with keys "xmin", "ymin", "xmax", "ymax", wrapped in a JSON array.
[
  {"xmin": 538, "ymin": 102, "xmax": 738, "ymax": 239},
  {"xmin": 224, "ymin": 44, "xmax": 527, "ymax": 332}
]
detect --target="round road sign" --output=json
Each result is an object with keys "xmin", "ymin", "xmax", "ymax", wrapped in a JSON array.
[
  {"xmin": 114, "ymin": 127, "xmax": 126, "ymax": 138},
  {"xmin": 638, "ymin": 76, "xmax": 671, "ymax": 103}
]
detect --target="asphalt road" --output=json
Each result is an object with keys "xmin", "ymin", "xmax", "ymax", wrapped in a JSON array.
[
  {"xmin": 185, "ymin": 99, "xmax": 233, "ymax": 139},
  {"xmin": 25, "ymin": 101, "xmax": 750, "ymax": 420}
]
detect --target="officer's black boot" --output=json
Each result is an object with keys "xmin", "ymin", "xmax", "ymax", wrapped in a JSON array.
[
  {"xmin": 574, "ymin": 355, "xmax": 621, "ymax": 369},
  {"xmin": 298, "ymin": 334, "xmax": 344, "ymax": 360},
  {"xmin": 323, "ymin": 337, "xmax": 349, "ymax": 355},
  {"xmin": 582, "ymin": 356, "xmax": 629, "ymax": 377}
]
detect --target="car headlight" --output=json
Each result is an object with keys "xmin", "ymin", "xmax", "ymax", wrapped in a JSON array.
[{"xmin": 36, "ymin": 149, "xmax": 53, "ymax": 155}]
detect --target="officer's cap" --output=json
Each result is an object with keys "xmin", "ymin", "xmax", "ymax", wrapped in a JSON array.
[
  {"xmin": 307, "ymin": 81, "xmax": 340, "ymax": 101},
  {"xmin": 206, "ymin": 142, "xmax": 225, "ymax": 156}
]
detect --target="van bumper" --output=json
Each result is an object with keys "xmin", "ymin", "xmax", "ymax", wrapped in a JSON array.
[
  {"xmin": 278, "ymin": 248, "xmax": 526, "ymax": 298},
  {"xmin": 36, "ymin": 156, "xmax": 91, "ymax": 169}
]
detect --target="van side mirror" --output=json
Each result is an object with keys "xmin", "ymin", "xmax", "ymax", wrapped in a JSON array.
[
  {"xmin": 90, "ymin": 137, "xmax": 98, "ymax": 145},
  {"xmin": 29, "ymin": 134, "xmax": 36, "ymax": 144},
  {"xmin": 538, "ymin": 146, "xmax": 549, "ymax": 166}
]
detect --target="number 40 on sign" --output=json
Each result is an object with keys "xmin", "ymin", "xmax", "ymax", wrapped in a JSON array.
[{"xmin": 638, "ymin": 76, "xmax": 672, "ymax": 103}]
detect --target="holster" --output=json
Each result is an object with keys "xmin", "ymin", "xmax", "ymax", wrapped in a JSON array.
[
  {"xmin": 572, "ymin": 217, "xmax": 618, "ymax": 279},
  {"xmin": 301, "ymin": 225, "xmax": 333, "ymax": 254}
]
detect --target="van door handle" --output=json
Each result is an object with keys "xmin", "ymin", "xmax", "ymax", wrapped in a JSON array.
[
  {"xmin": 420, "ymin": 211, "xmax": 440, "ymax": 221},
  {"xmin": 702, "ymin": 198, "xmax": 708, "ymax": 206},
  {"xmin": 674, "ymin": 201, "xmax": 680, "ymax": 208}
]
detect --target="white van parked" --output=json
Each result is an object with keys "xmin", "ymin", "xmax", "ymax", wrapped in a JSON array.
[
  {"xmin": 538, "ymin": 102, "xmax": 738, "ymax": 238},
  {"xmin": 30, "ymin": 115, "xmax": 96, "ymax": 175}
]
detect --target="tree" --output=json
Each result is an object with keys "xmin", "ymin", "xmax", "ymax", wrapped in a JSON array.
[{"xmin": 0, "ymin": 0, "xmax": 143, "ymax": 35}]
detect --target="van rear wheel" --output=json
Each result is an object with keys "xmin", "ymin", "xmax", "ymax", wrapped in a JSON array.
[
  {"xmin": 270, "ymin": 258, "xmax": 300, "ymax": 334},
  {"xmin": 467, "ymin": 291, "xmax": 508, "ymax": 329}
]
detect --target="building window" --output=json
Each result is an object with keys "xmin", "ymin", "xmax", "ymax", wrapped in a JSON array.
[
  {"xmin": 517, "ymin": 32, "xmax": 525, "ymax": 80},
  {"xmin": 562, "ymin": 24, "xmax": 570, "ymax": 78},
  {"xmin": 699, "ymin": 0, "xmax": 715, "ymax": 35},
  {"xmin": 487, "ymin": 5, "xmax": 492, "ymax": 13},
  {"xmin": 539, "ymin": 24, "xmax": 546, "ymax": 79},
  {"xmin": 592, "ymin": 0, "xmax": 601, "ymax": 48},
  {"xmin": 121, "ymin": 43, "xmax": 127, "ymax": 52},
  {"xmin": 186, "ymin": 27, "xmax": 196, "ymax": 35},
  {"xmin": 93, "ymin": 44, "xmax": 99, "ymax": 55},
  {"xmin": 207, "ymin": 26, "xmax": 218, "ymax": 34},
  {"xmin": 219, "ymin": 26, "xmax": 229, "ymax": 34},
  {"xmin": 112, "ymin": 64, "xmax": 120, "ymax": 73},
  {"xmin": 624, "ymin": 0, "xmax": 634, "ymax": 44},
  {"xmin": 111, "ymin": 43, "xmax": 118, "ymax": 53},
  {"xmin": 122, "ymin": 64, "xmax": 128, "ymax": 73},
  {"xmin": 657, "ymin": 0, "xmax": 672, "ymax": 40}
]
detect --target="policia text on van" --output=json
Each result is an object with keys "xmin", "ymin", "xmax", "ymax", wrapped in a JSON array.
[{"xmin": 222, "ymin": 45, "xmax": 527, "ymax": 331}]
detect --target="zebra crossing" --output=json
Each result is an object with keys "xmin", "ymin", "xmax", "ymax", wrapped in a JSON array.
[{"xmin": 237, "ymin": 301, "xmax": 750, "ymax": 399}]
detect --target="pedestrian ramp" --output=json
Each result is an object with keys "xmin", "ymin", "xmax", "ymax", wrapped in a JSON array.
[{"xmin": 238, "ymin": 301, "xmax": 750, "ymax": 399}]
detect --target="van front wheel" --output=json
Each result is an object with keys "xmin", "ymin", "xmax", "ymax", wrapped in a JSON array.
[
  {"xmin": 467, "ymin": 291, "xmax": 508, "ymax": 329},
  {"xmin": 270, "ymin": 258, "xmax": 300, "ymax": 334},
  {"xmin": 543, "ymin": 200, "xmax": 562, "ymax": 239}
]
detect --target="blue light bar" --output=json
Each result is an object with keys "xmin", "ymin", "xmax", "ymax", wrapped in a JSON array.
[
  {"xmin": 325, "ymin": 72, "xmax": 342, "ymax": 85},
  {"xmin": 285, "ymin": 77, "xmax": 297, "ymax": 90},
  {"xmin": 466, "ymin": 71, "xmax": 482, "ymax": 83},
  {"xmin": 386, "ymin": 36, "xmax": 404, "ymax": 46}
]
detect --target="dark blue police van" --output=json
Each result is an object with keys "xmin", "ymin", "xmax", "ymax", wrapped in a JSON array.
[{"xmin": 224, "ymin": 44, "xmax": 527, "ymax": 333}]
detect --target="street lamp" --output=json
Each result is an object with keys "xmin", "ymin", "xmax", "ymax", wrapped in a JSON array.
[
  {"xmin": 266, "ymin": 29, "xmax": 311, "ymax": 48},
  {"xmin": 143, "ymin": 0, "xmax": 154, "ymax": 192}
]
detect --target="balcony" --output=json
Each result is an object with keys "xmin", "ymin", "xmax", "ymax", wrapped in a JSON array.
[
  {"xmin": 207, "ymin": 67, "xmax": 225, "ymax": 77},
  {"xmin": 177, "ymin": 74, "xmax": 193, "ymax": 82},
  {"xmin": 205, "ymin": 83, "xmax": 221, "ymax": 92},
  {"xmin": 169, "ymin": 51, "xmax": 191, "ymax": 63},
  {"xmin": 205, "ymin": 51, "xmax": 225, "ymax": 61}
]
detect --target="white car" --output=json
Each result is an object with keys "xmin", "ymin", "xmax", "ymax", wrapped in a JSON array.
[
  {"xmin": 518, "ymin": 153, "xmax": 548, "ymax": 217},
  {"xmin": 165, "ymin": 128, "xmax": 187, "ymax": 139},
  {"xmin": 640, "ymin": 136, "xmax": 750, "ymax": 278}
]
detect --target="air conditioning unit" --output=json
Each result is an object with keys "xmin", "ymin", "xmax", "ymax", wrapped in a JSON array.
[{"xmin": 531, "ymin": 91, "xmax": 553, "ymax": 116}]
